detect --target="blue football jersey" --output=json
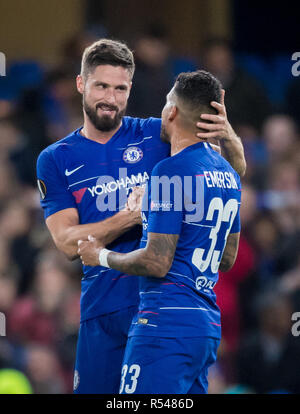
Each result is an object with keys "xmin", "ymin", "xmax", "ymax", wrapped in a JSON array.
[
  {"xmin": 129, "ymin": 142, "xmax": 241, "ymax": 339},
  {"xmin": 36, "ymin": 117, "xmax": 170, "ymax": 321}
]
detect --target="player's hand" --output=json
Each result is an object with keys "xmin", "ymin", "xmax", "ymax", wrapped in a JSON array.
[
  {"xmin": 126, "ymin": 186, "xmax": 145, "ymax": 211},
  {"xmin": 125, "ymin": 186, "xmax": 145, "ymax": 225},
  {"xmin": 77, "ymin": 235, "xmax": 104, "ymax": 266},
  {"xmin": 196, "ymin": 89, "xmax": 236, "ymax": 142}
]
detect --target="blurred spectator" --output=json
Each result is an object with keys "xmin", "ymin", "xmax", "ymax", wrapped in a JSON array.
[
  {"xmin": 0, "ymin": 77, "xmax": 18, "ymax": 119},
  {"xmin": 237, "ymin": 290, "xmax": 300, "ymax": 394},
  {"xmin": 25, "ymin": 345, "xmax": 66, "ymax": 394},
  {"xmin": 250, "ymin": 114, "xmax": 300, "ymax": 190},
  {"xmin": 0, "ymin": 161, "xmax": 21, "ymax": 207},
  {"xmin": 0, "ymin": 239, "xmax": 13, "ymax": 274},
  {"xmin": 14, "ymin": 88, "xmax": 49, "ymax": 156},
  {"xmin": 0, "ymin": 99, "xmax": 15, "ymax": 120},
  {"xmin": 214, "ymin": 185, "xmax": 257, "ymax": 384},
  {"xmin": 59, "ymin": 29, "xmax": 102, "ymax": 75},
  {"xmin": 261, "ymin": 161, "xmax": 300, "ymax": 232},
  {"xmin": 8, "ymin": 253, "xmax": 76, "ymax": 346},
  {"xmin": 200, "ymin": 37, "xmax": 272, "ymax": 132},
  {"xmin": 263, "ymin": 114, "xmax": 299, "ymax": 162},
  {"xmin": 278, "ymin": 252, "xmax": 300, "ymax": 314},
  {"xmin": 239, "ymin": 184, "xmax": 258, "ymax": 228},
  {"xmin": 0, "ymin": 271, "xmax": 18, "ymax": 314},
  {"xmin": 215, "ymin": 185, "xmax": 257, "ymax": 352},
  {"xmin": 4, "ymin": 248, "xmax": 81, "ymax": 392},
  {"xmin": 207, "ymin": 362, "xmax": 228, "ymax": 394},
  {"xmin": 216, "ymin": 234, "xmax": 256, "ymax": 351},
  {"xmin": 0, "ymin": 117, "xmax": 21, "ymax": 159},
  {"xmin": 127, "ymin": 23, "xmax": 197, "ymax": 119},
  {"xmin": 56, "ymin": 292, "xmax": 81, "ymax": 392},
  {"xmin": 285, "ymin": 78, "xmax": 300, "ymax": 127},
  {"xmin": 127, "ymin": 24, "xmax": 174, "ymax": 118},
  {"xmin": 249, "ymin": 213, "xmax": 282, "ymax": 284},
  {"xmin": 0, "ymin": 200, "xmax": 39, "ymax": 294},
  {"xmin": 0, "ymin": 201, "xmax": 32, "ymax": 242},
  {"xmin": 43, "ymin": 67, "xmax": 82, "ymax": 142},
  {"xmin": 0, "ymin": 117, "xmax": 37, "ymax": 187}
]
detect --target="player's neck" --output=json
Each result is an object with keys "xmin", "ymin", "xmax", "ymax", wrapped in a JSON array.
[
  {"xmin": 170, "ymin": 132, "xmax": 205, "ymax": 156},
  {"xmin": 80, "ymin": 116, "xmax": 122, "ymax": 144}
]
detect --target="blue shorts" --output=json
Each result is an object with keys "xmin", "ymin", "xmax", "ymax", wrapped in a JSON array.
[
  {"xmin": 74, "ymin": 305, "xmax": 138, "ymax": 394},
  {"xmin": 119, "ymin": 335, "xmax": 220, "ymax": 394}
]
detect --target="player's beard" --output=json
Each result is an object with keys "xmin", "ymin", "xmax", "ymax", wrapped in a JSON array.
[
  {"xmin": 160, "ymin": 123, "xmax": 171, "ymax": 143},
  {"xmin": 83, "ymin": 97, "xmax": 127, "ymax": 132}
]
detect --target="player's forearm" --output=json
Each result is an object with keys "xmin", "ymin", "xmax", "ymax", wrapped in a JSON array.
[
  {"xmin": 103, "ymin": 233, "xmax": 178, "ymax": 278},
  {"xmin": 221, "ymin": 129, "xmax": 246, "ymax": 177},
  {"xmin": 106, "ymin": 249, "xmax": 166, "ymax": 278},
  {"xmin": 219, "ymin": 232, "xmax": 240, "ymax": 272},
  {"xmin": 58, "ymin": 210, "xmax": 141, "ymax": 259}
]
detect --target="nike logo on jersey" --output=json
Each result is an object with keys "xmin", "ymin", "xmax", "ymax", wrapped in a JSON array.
[{"xmin": 65, "ymin": 165, "xmax": 84, "ymax": 176}]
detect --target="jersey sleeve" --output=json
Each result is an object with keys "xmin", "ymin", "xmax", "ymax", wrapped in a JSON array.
[
  {"xmin": 230, "ymin": 209, "xmax": 241, "ymax": 234},
  {"xmin": 141, "ymin": 117, "xmax": 161, "ymax": 137},
  {"xmin": 36, "ymin": 149, "xmax": 76, "ymax": 219},
  {"xmin": 147, "ymin": 160, "xmax": 183, "ymax": 235},
  {"xmin": 141, "ymin": 117, "xmax": 170, "ymax": 158}
]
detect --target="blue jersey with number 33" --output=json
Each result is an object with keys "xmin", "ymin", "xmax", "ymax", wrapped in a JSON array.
[{"xmin": 129, "ymin": 142, "xmax": 241, "ymax": 339}]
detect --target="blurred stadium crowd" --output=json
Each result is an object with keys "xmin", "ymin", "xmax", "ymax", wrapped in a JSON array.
[{"xmin": 0, "ymin": 25, "xmax": 300, "ymax": 394}]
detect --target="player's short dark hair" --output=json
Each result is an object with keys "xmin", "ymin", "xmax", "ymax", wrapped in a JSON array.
[
  {"xmin": 81, "ymin": 39, "xmax": 135, "ymax": 79},
  {"xmin": 174, "ymin": 70, "xmax": 222, "ymax": 114}
]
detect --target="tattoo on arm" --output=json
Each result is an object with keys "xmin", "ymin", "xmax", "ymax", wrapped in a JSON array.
[
  {"xmin": 219, "ymin": 233, "xmax": 240, "ymax": 272},
  {"xmin": 221, "ymin": 136, "xmax": 246, "ymax": 177},
  {"xmin": 107, "ymin": 233, "xmax": 179, "ymax": 278}
]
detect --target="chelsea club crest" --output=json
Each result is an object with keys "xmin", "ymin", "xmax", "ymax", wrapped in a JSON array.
[{"xmin": 123, "ymin": 146, "xmax": 143, "ymax": 164}]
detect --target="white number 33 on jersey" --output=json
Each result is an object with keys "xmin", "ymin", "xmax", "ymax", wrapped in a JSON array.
[
  {"xmin": 119, "ymin": 364, "xmax": 141, "ymax": 394},
  {"xmin": 192, "ymin": 197, "xmax": 238, "ymax": 273}
]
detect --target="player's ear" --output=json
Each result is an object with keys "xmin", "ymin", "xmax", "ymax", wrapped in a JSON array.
[
  {"xmin": 168, "ymin": 105, "xmax": 177, "ymax": 121},
  {"xmin": 76, "ymin": 74, "xmax": 84, "ymax": 94}
]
